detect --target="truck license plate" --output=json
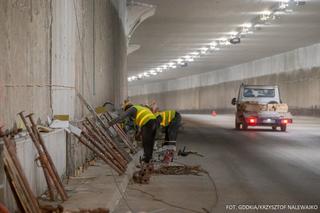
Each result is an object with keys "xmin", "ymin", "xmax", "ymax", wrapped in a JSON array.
[{"xmin": 263, "ymin": 119, "xmax": 275, "ymax": 123}]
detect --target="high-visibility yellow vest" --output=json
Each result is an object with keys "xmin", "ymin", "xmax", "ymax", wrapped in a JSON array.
[
  {"xmin": 156, "ymin": 110, "xmax": 176, "ymax": 127},
  {"xmin": 133, "ymin": 105, "xmax": 156, "ymax": 127}
]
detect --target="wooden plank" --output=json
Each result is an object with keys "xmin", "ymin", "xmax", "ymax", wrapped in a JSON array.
[
  {"xmin": 3, "ymin": 145, "xmax": 41, "ymax": 213},
  {"xmin": 0, "ymin": 143, "xmax": 4, "ymax": 202}
]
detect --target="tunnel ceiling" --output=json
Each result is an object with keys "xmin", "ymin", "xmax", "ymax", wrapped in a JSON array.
[{"xmin": 128, "ymin": 0, "xmax": 320, "ymax": 85}]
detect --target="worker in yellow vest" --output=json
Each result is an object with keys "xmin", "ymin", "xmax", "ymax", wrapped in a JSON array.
[
  {"xmin": 155, "ymin": 110, "xmax": 182, "ymax": 150},
  {"xmin": 109, "ymin": 104, "xmax": 157, "ymax": 163}
]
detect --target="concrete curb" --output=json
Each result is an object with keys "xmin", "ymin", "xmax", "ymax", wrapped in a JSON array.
[
  {"xmin": 60, "ymin": 149, "xmax": 143, "ymax": 212},
  {"xmin": 107, "ymin": 149, "xmax": 142, "ymax": 212}
]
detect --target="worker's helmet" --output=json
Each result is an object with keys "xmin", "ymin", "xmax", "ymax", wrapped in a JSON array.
[
  {"xmin": 124, "ymin": 103, "xmax": 133, "ymax": 111},
  {"xmin": 122, "ymin": 99, "xmax": 132, "ymax": 110}
]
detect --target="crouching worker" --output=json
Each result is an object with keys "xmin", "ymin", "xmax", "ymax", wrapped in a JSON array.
[
  {"xmin": 109, "ymin": 104, "xmax": 157, "ymax": 163},
  {"xmin": 156, "ymin": 110, "xmax": 182, "ymax": 151}
]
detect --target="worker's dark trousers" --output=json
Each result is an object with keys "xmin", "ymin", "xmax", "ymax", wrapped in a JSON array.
[
  {"xmin": 141, "ymin": 119, "xmax": 157, "ymax": 163},
  {"xmin": 165, "ymin": 112, "xmax": 182, "ymax": 142}
]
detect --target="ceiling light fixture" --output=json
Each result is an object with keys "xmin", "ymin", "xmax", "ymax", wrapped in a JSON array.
[
  {"xmin": 191, "ymin": 51, "xmax": 200, "ymax": 55},
  {"xmin": 176, "ymin": 58, "xmax": 185, "ymax": 64},
  {"xmin": 200, "ymin": 47, "xmax": 209, "ymax": 54},
  {"xmin": 150, "ymin": 71, "xmax": 157, "ymax": 75},
  {"xmin": 219, "ymin": 38, "xmax": 231, "ymax": 46},
  {"xmin": 230, "ymin": 37, "xmax": 241, "ymax": 44},
  {"xmin": 128, "ymin": 0, "xmax": 306, "ymax": 82}
]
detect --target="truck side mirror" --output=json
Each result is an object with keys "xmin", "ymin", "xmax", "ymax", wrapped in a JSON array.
[{"xmin": 231, "ymin": 98, "xmax": 237, "ymax": 105}]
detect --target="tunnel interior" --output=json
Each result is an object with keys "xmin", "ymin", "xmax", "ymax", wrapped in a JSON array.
[{"xmin": 0, "ymin": 0, "xmax": 320, "ymax": 212}]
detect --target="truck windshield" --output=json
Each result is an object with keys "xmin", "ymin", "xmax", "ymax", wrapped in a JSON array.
[{"xmin": 243, "ymin": 88, "xmax": 275, "ymax": 98}]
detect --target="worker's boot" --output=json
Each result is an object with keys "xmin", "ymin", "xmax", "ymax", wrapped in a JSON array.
[
  {"xmin": 163, "ymin": 150, "xmax": 175, "ymax": 163},
  {"xmin": 161, "ymin": 141, "xmax": 176, "ymax": 163},
  {"xmin": 162, "ymin": 141, "xmax": 176, "ymax": 151}
]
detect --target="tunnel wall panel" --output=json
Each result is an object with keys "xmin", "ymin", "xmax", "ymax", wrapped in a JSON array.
[
  {"xmin": 131, "ymin": 68, "xmax": 320, "ymax": 116},
  {"xmin": 130, "ymin": 43, "xmax": 320, "ymax": 116},
  {"xmin": 0, "ymin": 0, "xmax": 127, "ymax": 127},
  {"xmin": 0, "ymin": 0, "xmax": 52, "ymax": 128},
  {"xmin": 0, "ymin": 0, "xmax": 127, "ymax": 210}
]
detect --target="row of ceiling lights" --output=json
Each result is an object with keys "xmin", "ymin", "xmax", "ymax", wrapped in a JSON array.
[{"xmin": 128, "ymin": 0, "xmax": 306, "ymax": 82}]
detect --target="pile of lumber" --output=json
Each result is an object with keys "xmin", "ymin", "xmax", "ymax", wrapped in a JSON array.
[
  {"xmin": 73, "ymin": 117, "xmax": 131, "ymax": 175},
  {"xmin": 0, "ymin": 95, "xmax": 136, "ymax": 211},
  {"xmin": 2, "ymin": 133, "xmax": 42, "ymax": 213},
  {"xmin": 1, "ymin": 110, "xmax": 69, "ymax": 212},
  {"xmin": 72, "ymin": 94, "xmax": 136, "ymax": 175}
]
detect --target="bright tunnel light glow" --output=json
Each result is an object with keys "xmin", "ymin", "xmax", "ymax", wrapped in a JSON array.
[{"xmin": 127, "ymin": 0, "xmax": 306, "ymax": 82}]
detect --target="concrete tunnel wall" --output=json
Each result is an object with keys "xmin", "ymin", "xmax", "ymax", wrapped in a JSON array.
[
  {"xmin": 0, "ymin": 0, "xmax": 127, "ymax": 211},
  {"xmin": 0, "ymin": 0, "xmax": 128, "ymax": 128},
  {"xmin": 129, "ymin": 43, "xmax": 320, "ymax": 116}
]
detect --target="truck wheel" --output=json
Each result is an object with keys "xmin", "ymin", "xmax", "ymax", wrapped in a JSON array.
[
  {"xmin": 280, "ymin": 124, "xmax": 287, "ymax": 132},
  {"xmin": 235, "ymin": 121, "xmax": 241, "ymax": 130},
  {"xmin": 272, "ymin": 126, "xmax": 277, "ymax": 131},
  {"xmin": 242, "ymin": 123, "xmax": 248, "ymax": 130}
]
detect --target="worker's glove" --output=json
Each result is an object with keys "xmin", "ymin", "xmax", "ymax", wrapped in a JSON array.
[{"xmin": 108, "ymin": 119, "xmax": 117, "ymax": 126}]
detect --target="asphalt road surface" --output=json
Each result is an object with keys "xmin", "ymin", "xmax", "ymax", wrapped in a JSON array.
[{"xmin": 115, "ymin": 114, "xmax": 320, "ymax": 213}]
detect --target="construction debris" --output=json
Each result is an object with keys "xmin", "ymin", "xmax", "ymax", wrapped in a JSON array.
[
  {"xmin": 64, "ymin": 208, "xmax": 109, "ymax": 213},
  {"xmin": 40, "ymin": 204, "xmax": 64, "ymax": 213},
  {"xmin": 37, "ymin": 125, "xmax": 53, "ymax": 133},
  {"xmin": 178, "ymin": 146, "xmax": 204, "ymax": 157},
  {"xmin": 133, "ymin": 163, "xmax": 207, "ymax": 184},
  {"xmin": 133, "ymin": 163, "xmax": 154, "ymax": 184},
  {"xmin": 0, "ymin": 122, "xmax": 22, "ymax": 138},
  {"xmin": 154, "ymin": 165, "xmax": 206, "ymax": 176}
]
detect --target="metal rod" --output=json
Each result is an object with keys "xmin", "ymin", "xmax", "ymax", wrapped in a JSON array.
[
  {"xmin": 83, "ymin": 122, "xmax": 126, "ymax": 167},
  {"xmin": 88, "ymin": 117, "xmax": 132, "ymax": 162},
  {"xmin": 82, "ymin": 131, "xmax": 126, "ymax": 174},
  {"xmin": 103, "ymin": 113, "xmax": 136, "ymax": 152},
  {"xmin": 83, "ymin": 123, "xmax": 127, "ymax": 171},
  {"xmin": 85, "ymin": 118, "xmax": 128, "ymax": 164},
  {"xmin": 75, "ymin": 134, "xmax": 124, "ymax": 175}
]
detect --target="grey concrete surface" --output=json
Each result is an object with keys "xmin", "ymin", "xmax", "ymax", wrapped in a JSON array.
[
  {"xmin": 114, "ymin": 173, "xmax": 217, "ymax": 213},
  {"xmin": 0, "ymin": 0, "xmax": 127, "ymax": 128},
  {"xmin": 129, "ymin": 43, "xmax": 320, "ymax": 96},
  {"xmin": 114, "ymin": 114, "xmax": 320, "ymax": 213},
  {"xmin": 61, "ymin": 150, "xmax": 142, "ymax": 212},
  {"xmin": 129, "ymin": 43, "xmax": 320, "ymax": 116},
  {"xmin": 131, "ymin": 67, "xmax": 320, "ymax": 116}
]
